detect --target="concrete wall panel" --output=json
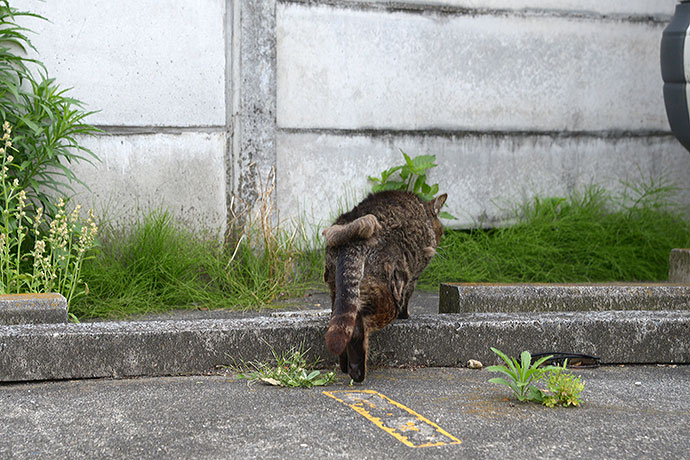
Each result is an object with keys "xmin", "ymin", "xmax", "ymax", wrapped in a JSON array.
[
  {"xmin": 277, "ymin": 132, "xmax": 690, "ymax": 229},
  {"xmin": 69, "ymin": 132, "xmax": 228, "ymax": 232},
  {"xmin": 14, "ymin": 0, "xmax": 226, "ymax": 127},
  {"xmin": 277, "ymin": 3, "xmax": 668, "ymax": 132}
]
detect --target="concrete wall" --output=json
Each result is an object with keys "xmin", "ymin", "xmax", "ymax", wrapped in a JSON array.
[
  {"xmin": 14, "ymin": 0, "xmax": 230, "ymax": 230},
  {"xmin": 11, "ymin": 0, "xmax": 690, "ymax": 231},
  {"xmin": 276, "ymin": 0, "xmax": 690, "ymax": 228}
]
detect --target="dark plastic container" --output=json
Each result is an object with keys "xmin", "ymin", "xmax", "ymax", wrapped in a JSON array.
[{"xmin": 661, "ymin": 1, "xmax": 690, "ymax": 152}]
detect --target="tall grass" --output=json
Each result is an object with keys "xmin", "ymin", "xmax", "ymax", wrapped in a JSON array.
[
  {"xmin": 73, "ymin": 180, "xmax": 690, "ymax": 319},
  {"xmin": 71, "ymin": 208, "xmax": 320, "ymax": 320},
  {"xmin": 419, "ymin": 182, "xmax": 690, "ymax": 288},
  {"xmin": 72, "ymin": 168, "xmax": 322, "ymax": 320}
]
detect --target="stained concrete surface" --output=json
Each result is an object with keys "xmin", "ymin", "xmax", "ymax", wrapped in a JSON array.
[{"xmin": 1, "ymin": 366, "xmax": 688, "ymax": 459}]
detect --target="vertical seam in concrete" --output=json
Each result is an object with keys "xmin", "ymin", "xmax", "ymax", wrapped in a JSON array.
[
  {"xmin": 684, "ymin": 21, "xmax": 690, "ymax": 132},
  {"xmin": 229, "ymin": 0, "xmax": 242, "ymax": 223},
  {"xmin": 229, "ymin": 0, "xmax": 278, "ymax": 221}
]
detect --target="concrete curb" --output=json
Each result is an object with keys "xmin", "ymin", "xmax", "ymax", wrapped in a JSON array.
[
  {"xmin": 0, "ymin": 293, "xmax": 67, "ymax": 325},
  {"xmin": 2, "ymin": 310, "xmax": 689, "ymax": 382},
  {"xmin": 439, "ymin": 283, "xmax": 690, "ymax": 313}
]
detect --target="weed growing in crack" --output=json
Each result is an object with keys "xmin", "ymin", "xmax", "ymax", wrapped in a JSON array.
[{"xmin": 235, "ymin": 343, "xmax": 337, "ymax": 388}]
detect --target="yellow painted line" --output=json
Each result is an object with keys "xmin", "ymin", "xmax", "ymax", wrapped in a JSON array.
[{"xmin": 323, "ymin": 390, "xmax": 461, "ymax": 448}]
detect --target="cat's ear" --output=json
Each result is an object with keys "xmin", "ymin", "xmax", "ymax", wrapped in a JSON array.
[{"xmin": 431, "ymin": 194, "xmax": 447, "ymax": 216}]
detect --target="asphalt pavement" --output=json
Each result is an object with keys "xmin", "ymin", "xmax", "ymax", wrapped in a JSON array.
[{"xmin": 2, "ymin": 365, "xmax": 689, "ymax": 459}]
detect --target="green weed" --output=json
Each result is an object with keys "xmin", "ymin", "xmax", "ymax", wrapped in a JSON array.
[
  {"xmin": 235, "ymin": 344, "xmax": 337, "ymax": 388},
  {"xmin": 368, "ymin": 150, "xmax": 455, "ymax": 219},
  {"xmin": 72, "ymin": 209, "xmax": 316, "ymax": 320},
  {"xmin": 542, "ymin": 361, "xmax": 585, "ymax": 408},
  {"xmin": 487, "ymin": 348, "xmax": 585, "ymax": 407},
  {"xmin": 486, "ymin": 348, "xmax": 555, "ymax": 402},
  {"xmin": 1, "ymin": 122, "xmax": 97, "ymax": 317}
]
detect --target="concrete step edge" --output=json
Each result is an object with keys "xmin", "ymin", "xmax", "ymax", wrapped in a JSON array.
[
  {"xmin": 440, "ymin": 283, "xmax": 690, "ymax": 313},
  {"xmin": 1, "ymin": 310, "xmax": 689, "ymax": 382}
]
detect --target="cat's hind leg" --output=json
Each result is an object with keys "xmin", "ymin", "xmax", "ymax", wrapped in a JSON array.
[
  {"xmin": 345, "ymin": 313, "xmax": 368, "ymax": 383},
  {"xmin": 339, "ymin": 353, "xmax": 349, "ymax": 373}
]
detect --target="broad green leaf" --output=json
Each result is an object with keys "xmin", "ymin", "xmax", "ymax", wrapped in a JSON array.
[
  {"xmin": 381, "ymin": 166, "xmax": 402, "ymax": 182},
  {"xmin": 491, "ymin": 347, "xmax": 520, "ymax": 378},
  {"xmin": 488, "ymin": 377, "xmax": 513, "ymax": 388},
  {"xmin": 413, "ymin": 175, "xmax": 426, "ymax": 194},
  {"xmin": 411, "ymin": 154, "xmax": 437, "ymax": 174},
  {"xmin": 401, "ymin": 150, "xmax": 414, "ymax": 169},
  {"xmin": 519, "ymin": 351, "xmax": 532, "ymax": 381},
  {"xmin": 380, "ymin": 181, "xmax": 406, "ymax": 191},
  {"xmin": 527, "ymin": 386, "xmax": 546, "ymax": 402},
  {"xmin": 485, "ymin": 364, "xmax": 518, "ymax": 381}
]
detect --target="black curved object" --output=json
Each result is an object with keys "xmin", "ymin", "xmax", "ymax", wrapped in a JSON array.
[
  {"xmin": 662, "ymin": 1, "xmax": 690, "ymax": 153},
  {"xmin": 531, "ymin": 352, "xmax": 601, "ymax": 369}
]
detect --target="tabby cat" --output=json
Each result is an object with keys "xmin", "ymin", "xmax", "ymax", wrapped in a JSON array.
[{"xmin": 322, "ymin": 190, "xmax": 447, "ymax": 382}]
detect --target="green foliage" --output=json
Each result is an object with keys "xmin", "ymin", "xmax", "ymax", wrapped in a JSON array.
[
  {"xmin": 368, "ymin": 150, "xmax": 455, "ymax": 219},
  {"xmin": 236, "ymin": 344, "xmax": 337, "ymax": 388},
  {"xmin": 542, "ymin": 360, "xmax": 585, "ymax": 408},
  {"xmin": 486, "ymin": 347, "xmax": 555, "ymax": 402},
  {"xmin": 1, "ymin": 122, "xmax": 97, "ymax": 315},
  {"xmin": 72, "ymin": 208, "xmax": 316, "ymax": 320},
  {"xmin": 0, "ymin": 1, "xmax": 100, "ymax": 217},
  {"xmin": 419, "ymin": 183, "xmax": 690, "ymax": 287},
  {"xmin": 487, "ymin": 349, "xmax": 585, "ymax": 407}
]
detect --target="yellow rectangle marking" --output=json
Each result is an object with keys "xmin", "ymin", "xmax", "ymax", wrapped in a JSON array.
[{"xmin": 323, "ymin": 389, "xmax": 461, "ymax": 448}]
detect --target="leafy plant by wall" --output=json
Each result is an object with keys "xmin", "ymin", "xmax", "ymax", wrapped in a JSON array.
[
  {"xmin": 368, "ymin": 150, "xmax": 455, "ymax": 219},
  {"xmin": 0, "ymin": 1, "xmax": 99, "ymax": 217}
]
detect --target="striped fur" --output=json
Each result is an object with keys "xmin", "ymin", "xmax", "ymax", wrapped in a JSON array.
[
  {"xmin": 323, "ymin": 191, "xmax": 447, "ymax": 382},
  {"xmin": 325, "ymin": 245, "xmax": 365, "ymax": 356}
]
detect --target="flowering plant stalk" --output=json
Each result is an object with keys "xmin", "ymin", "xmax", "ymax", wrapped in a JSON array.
[{"xmin": 0, "ymin": 121, "xmax": 97, "ymax": 316}]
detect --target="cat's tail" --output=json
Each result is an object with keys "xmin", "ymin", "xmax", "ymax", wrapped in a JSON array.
[
  {"xmin": 322, "ymin": 214, "xmax": 381, "ymax": 247},
  {"xmin": 325, "ymin": 244, "xmax": 366, "ymax": 356}
]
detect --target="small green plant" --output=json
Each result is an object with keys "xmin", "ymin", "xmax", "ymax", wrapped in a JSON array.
[
  {"xmin": 487, "ymin": 348, "xmax": 585, "ymax": 407},
  {"xmin": 236, "ymin": 344, "xmax": 337, "ymax": 388},
  {"xmin": 368, "ymin": 150, "xmax": 455, "ymax": 219},
  {"xmin": 486, "ymin": 347, "xmax": 555, "ymax": 402},
  {"xmin": 1, "ymin": 121, "xmax": 98, "ymax": 315},
  {"xmin": 541, "ymin": 360, "xmax": 584, "ymax": 408}
]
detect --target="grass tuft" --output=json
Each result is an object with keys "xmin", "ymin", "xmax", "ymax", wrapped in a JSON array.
[
  {"xmin": 419, "ymin": 183, "xmax": 690, "ymax": 288},
  {"xmin": 235, "ymin": 343, "xmax": 337, "ymax": 388},
  {"xmin": 73, "ymin": 180, "xmax": 690, "ymax": 319},
  {"xmin": 73, "ymin": 172, "xmax": 321, "ymax": 320}
]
